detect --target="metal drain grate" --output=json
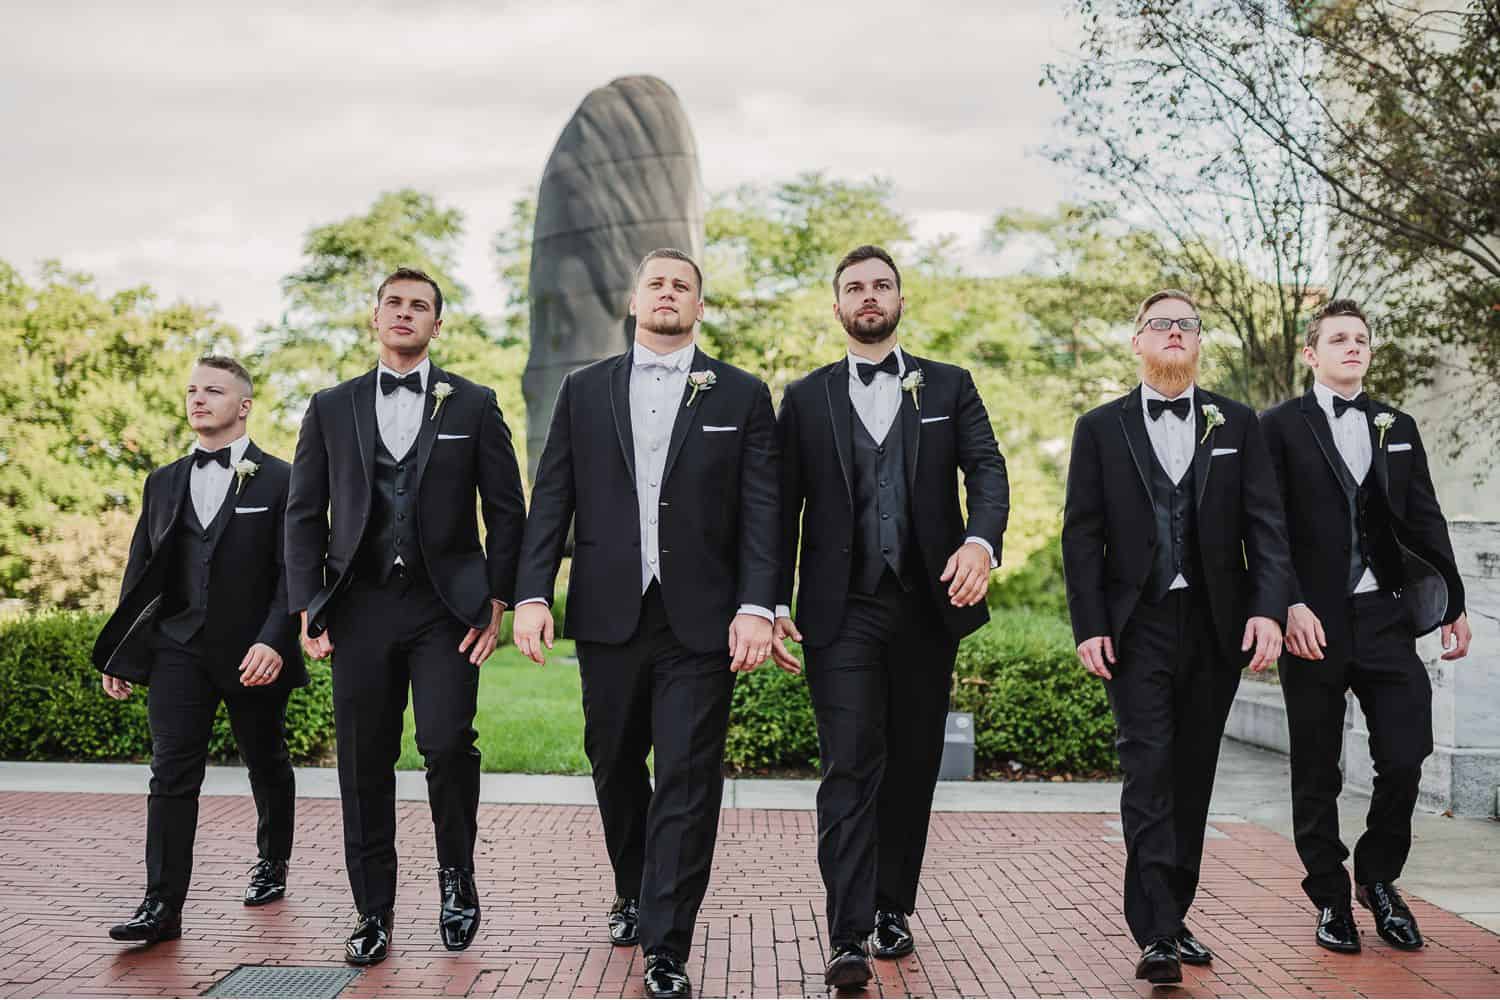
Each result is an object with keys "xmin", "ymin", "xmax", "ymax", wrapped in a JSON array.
[{"xmin": 203, "ymin": 965, "xmax": 360, "ymax": 998}]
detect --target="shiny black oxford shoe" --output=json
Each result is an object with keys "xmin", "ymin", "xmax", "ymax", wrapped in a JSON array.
[
  {"xmin": 108, "ymin": 897, "xmax": 181, "ymax": 945},
  {"xmin": 345, "ymin": 909, "xmax": 394, "ymax": 966},
  {"xmin": 244, "ymin": 858, "xmax": 288, "ymax": 906},
  {"xmin": 438, "ymin": 867, "xmax": 481, "ymax": 951}
]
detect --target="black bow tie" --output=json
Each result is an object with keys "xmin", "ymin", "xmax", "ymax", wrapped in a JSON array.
[
  {"xmin": 1332, "ymin": 392, "xmax": 1369, "ymax": 417},
  {"xmin": 855, "ymin": 353, "xmax": 901, "ymax": 386},
  {"xmin": 1147, "ymin": 396, "xmax": 1191, "ymax": 422},
  {"xmin": 381, "ymin": 371, "xmax": 423, "ymax": 396},
  {"xmin": 194, "ymin": 446, "xmax": 231, "ymax": 469}
]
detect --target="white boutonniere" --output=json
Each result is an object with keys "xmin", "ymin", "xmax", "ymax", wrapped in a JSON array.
[
  {"xmin": 1199, "ymin": 403, "xmax": 1225, "ymax": 444},
  {"xmin": 685, "ymin": 370, "xmax": 717, "ymax": 407},
  {"xmin": 233, "ymin": 459, "xmax": 258, "ymax": 494},
  {"xmin": 1374, "ymin": 411, "xmax": 1396, "ymax": 447},
  {"xmin": 430, "ymin": 381, "xmax": 454, "ymax": 421},
  {"xmin": 901, "ymin": 368, "xmax": 925, "ymax": 410}
]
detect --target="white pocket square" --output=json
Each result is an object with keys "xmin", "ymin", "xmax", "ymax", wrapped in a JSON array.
[
  {"xmin": 234, "ymin": 506, "xmax": 268, "ymax": 514},
  {"xmin": 436, "ymin": 433, "xmax": 470, "ymax": 441},
  {"xmin": 921, "ymin": 415, "xmax": 950, "ymax": 424},
  {"xmin": 1211, "ymin": 447, "xmax": 1238, "ymax": 457},
  {"xmin": 702, "ymin": 425, "xmax": 738, "ymax": 432},
  {"xmin": 1388, "ymin": 442, "xmax": 1412, "ymax": 452}
]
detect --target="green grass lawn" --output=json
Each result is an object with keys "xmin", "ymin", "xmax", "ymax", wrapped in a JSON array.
[{"xmin": 397, "ymin": 640, "xmax": 589, "ymax": 774}]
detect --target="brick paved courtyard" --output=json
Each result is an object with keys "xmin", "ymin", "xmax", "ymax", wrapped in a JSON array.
[{"xmin": 2, "ymin": 792, "xmax": 1499, "ymax": 997}]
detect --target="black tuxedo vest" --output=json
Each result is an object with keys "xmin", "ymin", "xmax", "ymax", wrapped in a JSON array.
[
  {"xmin": 850, "ymin": 416, "xmax": 915, "ymax": 594},
  {"xmin": 355, "ymin": 434, "xmax": 425, "ymax": 585},
  {"xmin": 158, "ymin": 489, "xmax": 235, "ymax": 643},
  {"xmin": 1143, "ymin": 450, "xmax": 1200, "ymax": 604}
]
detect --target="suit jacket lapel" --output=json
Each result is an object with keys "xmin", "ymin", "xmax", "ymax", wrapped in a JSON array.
[
  {"xmin": 413, "ymin": 363, "xmax": 446, "ymax": 490},
  {"xmin": 204, "ymin": 441, "xmax": 260, "ymax": 560},
  {"xmin": 154, "ymin": 457, "xmax": 193, "ymax": 548},
  {"xmin": 609, "ymin": 352, "xmax": 637, "ymax": 488},
  {"xmin": 1299, "ymin": 390, "xmax": 1350, "ymax": 490},
  {"xmin": 1192, "ymin": 388, "xmax": 1215, "ymax": 508},
  {"xmin": 1366, "ymin": 398, "xmax": 1392, "ymax": 498},
  {"xmin": 661, "ymin": 347, "xmax": 709, "ymax": 485},
  {"xmin": 352, "ymin": 368, "xmax": 378, "ymax": 490},
  {"xmin": 1118, "ymin": 387, "xmax": 1157, "ymax": 513},
  {"xmin": 899, "ymin": 352, "xmax": 921, "ymax": 490},
  {"xmin": 824, "ymin": 359, "xmax": 854, "ymax": 502}
]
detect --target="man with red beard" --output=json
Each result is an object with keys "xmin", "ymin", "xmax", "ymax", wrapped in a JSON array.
[
  {"xmin": 1061, "ymin": 290, "xmax": 1291, "ymax": 984},
  {"xmin": 772, "ymin": 245, "xmax": 1009, "ymax": 989}
]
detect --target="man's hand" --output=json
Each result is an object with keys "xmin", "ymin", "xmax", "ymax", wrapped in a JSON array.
[
  {"xmin": 770, "ymin": 616, "xmax": 804, "ymax": 675},
  {"xmin": 1441, "ymin": 612, "xmax": 1473, "ymax": 661},
  {"xmin": 513, "ymin": 602, "xmax": 555, "ymax": 665},
  {"xmin": 101, "ymin": 674, "xmax": 132, "ymax": 700},
  {"xmin": 939, "ymin": 541, "xmax": 991, "ymax": 608},
  {"xmin": 459, "ymin": 599, "xmax": 507, "ymax": 667},
  {"xmin": 300, "ymin": 610, "xmax": 333, "ymax": 660},
  {"xmin": 1284, "ymin": 605, "xmax": 1326, "ymax": 661},
  {"xmin": 1243, "ymin": 615, "xmax": 1284, "ymax": 673},
  {"xmin": 728, "ymin": 614, "xmax": 773, "ymax": 673},
  {"xmin": 239, "ymin": 643, "xmax": 284, "ymax": 687},
  {"xmin": 1077, "ymin": 635, "xmax": 1116, "ymax": 680}
]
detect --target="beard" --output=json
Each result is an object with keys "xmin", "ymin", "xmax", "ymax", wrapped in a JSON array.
[
  {"xmin": 636, "ymin": 306, "xmax": 693, "ymax": 338},
  {"xmin": 839, "ymin": 302, "xmax": 902, "ymax": 343},
  {"xmin": 1141, "ymin": 347, "xmax": 1200, "ymax": 397}
]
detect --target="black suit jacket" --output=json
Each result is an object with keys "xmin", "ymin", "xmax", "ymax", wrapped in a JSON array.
[
  {"xmin": 513, "ymin": 347, "xmax": 779, "ymax": 653},
  {"xmin": 1261, "ymin": 390, "xmax": 1463, "ymax": 654},
  {"xmin": 286, "ymin": 365, "xmax": 527, "ymax": 636},
  {"xmin": 92, "ymin": 441, "xmax": 305, "ymax": 690},
  {"xmin": 1061, "ymin": 385, "xmax": 1292, "ymax": 662},
  {"xmin": 776, "ymin": 354, "xmax": 1010, "ymax": 646}
]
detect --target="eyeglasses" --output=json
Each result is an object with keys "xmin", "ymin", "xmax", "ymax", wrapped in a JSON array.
[{"xmin": 1139, "ymin": 317, "xmax": 1202, "ymax": 334}]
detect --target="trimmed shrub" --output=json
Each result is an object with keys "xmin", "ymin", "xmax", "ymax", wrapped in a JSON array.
[{"xmin": 725, "ymin": 663, "xmax": 820, "ymax": 772}]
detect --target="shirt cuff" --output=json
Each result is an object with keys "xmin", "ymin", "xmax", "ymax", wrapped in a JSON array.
[
  {"xmin": 515, "ymin": 597, "xmax": 550, "ymax": 609},
  {"xmin": 966, "ymin": 536, "xmax": 999, "ymax": 569},
  {"xmin": 775, "ymin": 604, "xmax": 792, "ymax": 621},
  {"xmin": 738, "ymin": 604, "xmax": 775, "ymax": 623},
  {"xmin": 1289, "ymin": 602, "xmax": 1308, "ymax": 611}
]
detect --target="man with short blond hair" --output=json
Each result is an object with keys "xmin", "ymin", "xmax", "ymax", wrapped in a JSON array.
[{"xmin": 1062, "ymin": 289, "xmax": 1291, "ymax": 984}]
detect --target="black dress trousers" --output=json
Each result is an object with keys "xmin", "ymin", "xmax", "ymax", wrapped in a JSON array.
[
  {"xmin": 328, "ymin": 571, "xmax": 481, "ymax": 915},
  {"xmin": 575, "ymin": 581, "xmax": 736, "ymax": 962},
  {"xmin": 1105, "ymin": 589, "xmax": 1240, "ymax": 947},
  {"xmin": 144, "ymin": 634, "xmax": 295, "ymax": 910},
  {"xmin": 1281, "ymin": 589, "xmax": 1432, "ymax": 907},
  {"xmin": 803, "ymin": 572, "xmax": 959, "ymax": 950}
]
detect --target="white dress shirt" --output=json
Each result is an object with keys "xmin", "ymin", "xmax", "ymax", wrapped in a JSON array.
[
  {"xmin": 375, "ymin": 357, "xmax": 430, "ymax": 461},
  {"xmin": 1312, "ymin": 380, "xmax": 1378, "ymax": 595},
  {"xmin": 189, "ymin": 434, "xmax": 249, "ymax": 528},
  {"xmin": 1140, "ymin": 381, "xmax": 1195, "ymax": 590}
]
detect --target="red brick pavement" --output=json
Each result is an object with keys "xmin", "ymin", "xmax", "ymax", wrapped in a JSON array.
[{"xmin": 1, "ymin": 792, "xmax": 1498, "ymax": 997}]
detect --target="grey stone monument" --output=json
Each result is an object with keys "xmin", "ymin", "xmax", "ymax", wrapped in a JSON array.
[{"xmin": 522, "ymin": 75, "xmax": 706, "ymax": 481}]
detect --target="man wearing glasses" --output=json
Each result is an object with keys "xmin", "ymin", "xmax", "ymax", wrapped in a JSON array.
[{"xmin": 1061, "ymin": 290, "xmax": 1291, "ymax": 984}]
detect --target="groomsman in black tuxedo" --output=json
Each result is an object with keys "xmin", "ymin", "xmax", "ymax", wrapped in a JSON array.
[
  {"xmin": 512, "ymin": 248, "xmax": 778, "ymax": 1000},
  {"xmin": 770, "ymin": 245, "xmax": 1009, "ymax": 990},
  {"xmin": 93, "ymin": 355, "xmax": 304, "ymax": 945},
  {"xmin": 1261, "ymin": 299, "xmax": 1472, "ymax": 954},
  {"xmin": 1062, "ymin": 290, "xmax": 1292, "ymax": 984},
  {"xmin": 286, "ymin": 268, "xmax": 526, "ymax": 965}
]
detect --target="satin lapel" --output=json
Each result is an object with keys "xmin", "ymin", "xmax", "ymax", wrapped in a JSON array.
[
  {"xmin": 205, "ymin": 441, "xmax": 262, "ymax": 560},
  {"xmin": 661, "ymin": 347, "xmax": 709, "ymax": 485},
  {"xmin": 154, "ymin": 457, "xmax": 193, "ymax": 548},
  {"xmin": 1192, "ymin": 389, "xmax": 1215, "ymax": 508},
  {"xmin": 824, "ymin": 359, "xmax": 854, "ymax": 502},
  {"xmin": 412, "ymin": 364, "xmax": 446, "ymax": 490},
  {"xmin": 900, "ymin": 354, "xmax": 921, "ymax": 490},
  {"xmin": 1367, "ymin": 398, "xmax": 1391, "ymax": 498},
  {"xmin": 352, "ymin": 369, "xmax": 378, "ymax": 490},
  {"xmin": 1299, "ymin": 391, "xmax": 1348, "ymax": 490},
  {"xmin": 1118, "ymin": 387, "xmax": 1157, "ymax": 514},
  {"xmin": 609, "ymin": 353, "xmax": 636, "ymax": 487}
]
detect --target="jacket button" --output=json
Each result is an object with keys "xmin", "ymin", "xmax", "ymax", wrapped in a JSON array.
[
  {"xmin": 842, "ymin": 546, "xmax": 850, "ymax": 554},
  {"xmin": 881, "ymin": 513, "xmax": 890, "ymax": 520},
  {"xmin": 202, "ymin": 533, "xmax": 211, "ymax": 542},
  {"xmin": 397, "ymin": 488, "xmax": 406, "ymax": 496}
]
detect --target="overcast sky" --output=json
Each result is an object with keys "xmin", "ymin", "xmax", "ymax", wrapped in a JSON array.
[{"xmin": 3, "ymin": 1, "xmax": 1079, "ymax": 333}]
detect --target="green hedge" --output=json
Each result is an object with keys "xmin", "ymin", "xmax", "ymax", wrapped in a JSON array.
[{"xmin": 0, "ymin": 611, "xmax": 335, "ymax": 764}]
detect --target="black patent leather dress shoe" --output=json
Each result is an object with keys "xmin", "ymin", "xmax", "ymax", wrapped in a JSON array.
[
  {"xmin": 345, "ymin": 909, "xmax": 393, "ymax": 966},
  {"xmin": 870, "ymin": 909, "xmax": 915, "ymax": 959},
  {"xmin": 607, "ymin": 895, "xmax": 640, "ymax": 946},
  {"xmin": 1134, "ymin": 938, "xmax": 1182, "ymax": 984},
  {"xmin": 644, "ymin": 951, "xmax": 692, "ymax": 998},
  {"xmin": 1357, "ymin": 881, "xmax": 1423, "ymax": 950},
  {"xmin": 438, "ymin": 867, "xmax": 481, "ymax": 951},
  {"xmin": 1316, "ymin": 905, "xmax": 1361, "ymax": 953},
  {"xmin": 108, "ymin": 897, "xmax": 181, "ymax": 944},
  {"xmin": 244, "ymin": 858, "xmax": 288, "ymax": 906},
  {"xmin": 824, "ymin": 943, "xmax": 873, "ymax": 989},
  {"xmin": 1175, "ymin": 926, "xmax": 1212, "ymax": 965}
]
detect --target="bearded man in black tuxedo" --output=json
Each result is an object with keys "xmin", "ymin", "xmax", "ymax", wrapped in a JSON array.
[
  {"xmin": 94, "ymin": 355, "xmax": 304, "ymax": 946},
  {"xmin": 286, "ymin": 268, "xmax": 527, "ymax": 965},
  {"xmin": 1261, "ymin": 299, "xmax": 1472, "ymax": 954},
  {"xmin": 1062, "ymin": 289, "xmax": 1292, "ymax": 985},
  {"xmin": 771, "ymin": 245, "xmax": 1010, "ymax": 990},
  {"xmin": 512, "ymin": 248, "xmax": 779, "ymax": 1000}
]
